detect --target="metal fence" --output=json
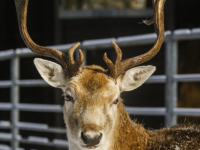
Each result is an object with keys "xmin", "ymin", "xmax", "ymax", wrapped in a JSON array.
[{"xmin": 1, "ymin": 28, "xmax": 200, "ymax": 150}]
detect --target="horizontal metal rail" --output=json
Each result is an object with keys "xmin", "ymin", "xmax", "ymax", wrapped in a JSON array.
[
  {"xmin": 126, "ymin": 107, "xmax": 166, "ymax": 116},
  {"xmin": 19, "ymin": 126, "xmax": 66, "ymax": 134},
  {"xmin": 127, "ymin": 107, "xmax": 200, "ymax": 116},
  {"xmin": 15, "ymin": 43, "xmax": 77, "ymax": 57},
  {"xmin": 1, "ymin": 103, "xmax": 200, "ymax": 117},
  {"xmin": 174, "ymin": 74, "xmax": 200, "ymax": 82},
  {"xmin": 1, "ymin": 74, "xmax": 200, "ymax": 89},
  {"xmin": 16, "ymin": 80, "xmax": 48, "ymax": 87},
  {"xmin": 0, "ymin": 49, "xmax": 14, "ymax": 61},
  {"xmin": 0, "ymin": 144, "xmax": 24, "ymax": 150},
  {"xmin": 0, "ymin": 81, "xmax": 12, "ymax": 88},
  {"xmin": 19, "ymin": 139, "xmax": 68, "ymax": 149},
  {"xmin": 0, "ymin": 103, "xmax": 12, "ymax": 110},
  {"xmin": 82, "ymin": 38, "xmax": 116, "ymax": 49},
  {"xmin": 0, "ymin": 121, "xmax": 66, "ymax": 134},
  {"xmin": 0, "ymin": 29, "xmax": 200, "ymax": 61},
  {"xmin": 147, "ymin": 75, "xmax": 166, "ymax": 83},
  {"xmin": 0, "ymin": 103, "xmax": 63, "ymax": 112},
  {"xmin": 0, "ymin": 133, "xmax": 68, "ymax": 149},
  {"xmin": 173, "ymin": 28, "xmax": 200, "ymax": 41},
  {"xmin": 174, "ymin": 108, "xmax": 200, "ymax": 117},
  {"xmin": 17, "ymin": 104, "xmax": 63, "ymax": 113}
]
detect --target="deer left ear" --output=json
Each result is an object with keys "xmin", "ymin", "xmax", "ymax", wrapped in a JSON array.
[
  {"xmin": 117, "ymin": 66, "xmax": 156, "ymax": 92},
  {"xmin": 34, "ymin": 58, "xmax": 68, "ymax": 88}
]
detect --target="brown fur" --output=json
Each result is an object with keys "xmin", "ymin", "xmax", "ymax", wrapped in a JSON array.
[
  {"xmin": 63, "ymin": 65, "xmax": 200, "ymax": 150},
  {"xmin": 79, "ymin": 66, "xmax": 109, "ymax": 93},
  {"xmin": 147, "ymin": 124, "xmax": 200, "ymax": 149},
  {"xmin": 64, "ymin": 66, "xmax": 118, "ymax": 146},
  {"xmin": 112, "ymin": 102, "xmax": 148, "ymax": 150},
  {"xmin": 82, "ymin": 123, "xmax": 103, "ymax": 133},
  {"xmin": 111, "ymin": 102, "xmax": 200, "ymax": 150}
]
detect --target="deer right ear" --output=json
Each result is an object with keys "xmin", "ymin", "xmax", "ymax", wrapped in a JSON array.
[
  {"xmin": 117, "ymin": 66, "xmax": 156, "ymax": 92},
  {"xmin": 34, "ymin": 58, "xmax": 68, "ymax": 88}
]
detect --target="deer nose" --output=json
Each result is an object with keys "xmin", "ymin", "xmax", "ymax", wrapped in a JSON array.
[{"xmin": 81, "ymin": 132, "xmax": 102, "ymax": 146}]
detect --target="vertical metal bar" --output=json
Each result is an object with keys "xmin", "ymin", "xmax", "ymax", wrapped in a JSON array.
[
  {"xmin": 165, "ymin": 34, "xmax": 178, "ymax": 127},
  {"xmin": 11, "ymin": 50, "xmax": 20, "ymax": 150}
]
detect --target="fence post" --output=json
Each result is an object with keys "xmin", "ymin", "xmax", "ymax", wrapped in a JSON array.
[
  {"xmin": 11, "ymin": 50, "xmax": 20, "ymax": 150},
  {"xmin": 165, "ymin": 34, "xmax": 178, "ymax": 127}
]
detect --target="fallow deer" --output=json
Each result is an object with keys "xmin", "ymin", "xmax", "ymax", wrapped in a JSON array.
[{"xmin": 14, "ymin": 0, "xmax": 200, "ymax": 149}]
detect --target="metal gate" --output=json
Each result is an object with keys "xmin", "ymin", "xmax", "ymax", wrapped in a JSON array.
[{"xmin": 1, "ymin": 28, "xmax": 200, "ymax": 150}]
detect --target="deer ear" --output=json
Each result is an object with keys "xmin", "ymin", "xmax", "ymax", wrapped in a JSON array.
[
  {"xmin": 34, "ymin": 58, "xmax": 68, "ymax": 88},
  {"xmin": 117, "ymin": 66, "xmax": 156, "ymax": 92}
]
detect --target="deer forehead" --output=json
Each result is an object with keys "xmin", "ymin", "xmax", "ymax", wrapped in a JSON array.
[{"xmin": 67, "ymin": 69, "xmax": 119, "ymax": 104}]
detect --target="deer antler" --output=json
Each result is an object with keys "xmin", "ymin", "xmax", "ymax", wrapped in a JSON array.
[
  {"xmin": 104, "ymin": 0, "xmax": 166, "ymax": 80},
  {"xmin": 14, "ymin": 0, "xmax": 84, "ymax": 78}
]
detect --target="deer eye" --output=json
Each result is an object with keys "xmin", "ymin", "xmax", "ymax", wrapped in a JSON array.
[
  {"xmin": 63, "ymin": 94, "xmax": 74, "ymax": 102},
  {"xmin": 113, "ymin": 99, "xmax": 119, "ymax": 105}
]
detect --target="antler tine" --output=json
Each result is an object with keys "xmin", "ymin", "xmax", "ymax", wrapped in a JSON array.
[
  {"xmin": 66, "ymin": 43, "xmax": 84, "ymax": 77},
  {"xmin": 103, "ymin": 53, "xmax": 115, "ymax": 77},
  {"xmin": 76, "ymin": 50, "xmax": 84, "ymax": 68},
  {"xmin": 14, "ymin": 0, "xmax": 84, "ymax": 78},
  {"xmin": 104, "ymin": 0, "xmax": 166, "ymax": 79},
  {"xmin": 103, "ymin": 41, "xmax": 123, "ymax": 79},
  {"xmin": 113, "ymin": 41, "xmax": 122, "ymax": 64},
  {"xmin": 68, "ymin": 43, "xmax": 80, "ymax": 64}
]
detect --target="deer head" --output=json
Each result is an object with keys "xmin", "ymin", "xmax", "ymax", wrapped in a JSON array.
[{"xmin": 14, "ymin": 0, "xmax": 165, "ymax": 149}]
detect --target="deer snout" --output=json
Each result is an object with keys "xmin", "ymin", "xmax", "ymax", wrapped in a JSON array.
[{"xmin": 81, "ymin": 131, "xmax": 102, "ymax": 146}]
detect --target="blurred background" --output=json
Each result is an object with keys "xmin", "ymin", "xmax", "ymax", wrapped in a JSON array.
[{"xmin": 1, "ymin": 0, "xmax": 200, "ymax": 150}]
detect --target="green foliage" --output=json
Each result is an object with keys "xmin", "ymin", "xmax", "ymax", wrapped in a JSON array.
[{"xmin": 61, "ymin": 0, "xmax": 146, "ymax": 10}]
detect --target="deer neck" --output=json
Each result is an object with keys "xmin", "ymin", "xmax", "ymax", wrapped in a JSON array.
[{"xmin": 109, "ymin": 102, "xmax": 149, "ymax": 150}]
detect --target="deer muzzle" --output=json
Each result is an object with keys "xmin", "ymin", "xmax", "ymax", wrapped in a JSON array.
[{"xmin": 79, "ymin": 123, "xmax": 103, "ymax": 149}]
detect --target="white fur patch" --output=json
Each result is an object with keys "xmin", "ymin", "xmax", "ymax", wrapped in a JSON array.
[
  {"xmin": 175, "ymin": 145, "xmax": 180, "ymax": 150},
  {"xmin": 117, "ymin": 65, "xmax": 156, "ymax": 92},
  {"xmin": 34, "ymin": 58, "xmax": 67, "ymax": 88}
]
